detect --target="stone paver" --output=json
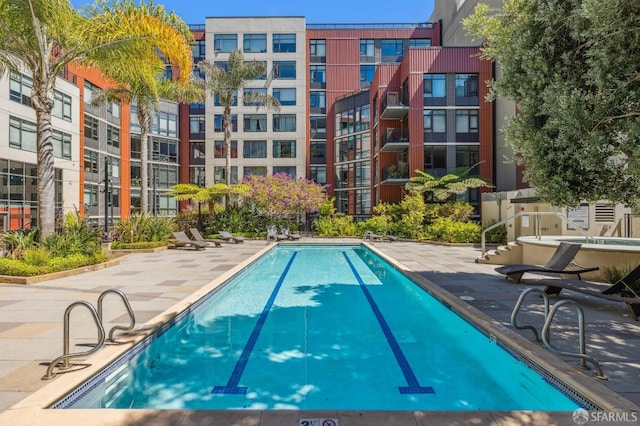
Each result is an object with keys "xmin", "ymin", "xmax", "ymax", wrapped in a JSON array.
[{"xmin": 0, "ymin": 238, "xmax": 638, "ymax": 425}]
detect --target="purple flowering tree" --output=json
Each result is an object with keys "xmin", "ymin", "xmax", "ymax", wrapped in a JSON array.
[{"xmin": 244, "ymin": 173, "xmax": 327, "ymax": 221}]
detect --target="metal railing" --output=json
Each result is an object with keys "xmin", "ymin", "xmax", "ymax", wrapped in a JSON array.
[{"xmin": 481, "ymin": 211, "xmax": 595, "ymax": 257}]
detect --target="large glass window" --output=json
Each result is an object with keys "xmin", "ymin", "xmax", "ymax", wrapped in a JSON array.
[
  {"xmin": 424, "ymin": 145, "xmax": 447, "ymax": 176},
  {"xmin": 273, "ymin": 114, "xmax": 296, "ymax": 132},
  {"xmin": 84, "ymin": 149, "xmax": 99, "ymax": 174},
  {"xmin": 409, "ymin": 39, "xmax": 431, "ymax": 47},
  {"xmin": 53, "ymin": 91, "xmax": 72, "ymax": 121},
  {"xmin": 309, "ymin": 91, "xmax": 326, "ymax": 114},
  {"xmin": 360, "ymin": 39, "xmax": 375, "ymax": 60},
  {"xmin": 310, "ymin": 141, "xmax": 326, "ymax": 163},
  {"xmin": 214, "ymin": 140, "xmax": 238, "ymax": 158},
  {"xmin": 243, "ymin": 34, "xmax": 266, "ymax": 53},
  {"xmin": 309, "ymin": 39, "xmax": 326, "ymax": 62},
  {"xmin": 152, "ymin": 111, "xmax": 177, "ymax": 137},
  {"xmin": 381, "ymin": 39, "xmax": 403, "ymax": 59},
  {"xmin": 215, "ymin": 90, "xmax": 237, "ymax": 106},
  {"xmin": 52, "ymin": 130, "xmax": 72, "ymax": 160},
  {"xmin": 214, "ymin": 34, "xmax": 237, "ymax": 52},
  {"xmin": 243, "ymin": 114, "xmax": 267, "ymax": 132},
  {"xmin": 107, "ymin": 125, "xmax": 120, "ymax": 148},
  {"xmin": 360, "ymin": 65, "xmax": 376, "ymax": 87},
  {"xmin": 456, "ymin": 145, "xmax": 480, "ymax": 169},
  {"xmin": 273, "ymin": 140, "xmax": 296, "ymax": 158},
  {"xmin": 214, "ymin": 114, "xmax": 238, "ymax": 132},
  {"xmin": 273, "ymin": 34, "xmax": 296, "ymax": 53},
  {"xmin": 9, "ymin": 72, "xmax": 32, "ymax": 106},
  {"xmin": 273, "ymin": 166, "xmax": 296, "ymax": 177},
  {"xmin": 455, "ymin": 110, "xmax": 479, "ymax": 134},
  {"xmin": 273, "ymin": 61, "xmax": 296, "ymax": 79},
  {"xmin": 84, "ymin": 115, "xmax": 99, "ymax": 140},
  {"xmin": 309, "ymin": 116, "xmax": 326, "ymax": 139},
  {"xmin": 9, "ymin": 117, "xmax": 37, "ymax": 153},
  {"xmin": 309, "ymin": 166, "xmax": 326, "ymax": 185},
  {"xmin": 190, "ymin": 142, "xmax": 205, "ymax": 164},
  {"xmin": 243, "ymin": 166, "xmax": 267, "ymax": 177},
  {"xmin": 243, "ymin": 88, "xmax": 267, "ymax": 106},
  {"xmin": 455, "ymin": 73, "xmax": 479, "ymax": 106},
  {"xmin": 192, "ymin": 40, "xmax": 206, "ymax": 60},
  {"xmin": 245, "ymin": 61, "xmax": 267, "ymax": 79},
  {"xmin": 214, "ymin": 166, "xmax": 238, "ymax": 184},
  {"xmin": 273, "ymin": 88, "xmax": 296, "ymax": 106},
  {"xmin": 190, "ymin": 116, "xmax": 205, "ymax": 137},
  {"xmin": 151, "ymin": 137, "xmax": 178, "ymax": 163},
  {"xmin": 310, "ymin": 65, "xmax": 326, "ymax": 88},
  {"xmin": 424, "ymin": 110, "xmax": 447, "ymax": 134},
  {"xmin": 243, "ymin": 140, "xmax": 267, "ymax": 158},
  {"xmin": 424, "ymin": 74, "xmax": 447, "ymax": 105}
]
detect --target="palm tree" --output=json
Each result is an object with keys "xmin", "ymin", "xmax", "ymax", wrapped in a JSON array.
[
  {"xmin": 198, "ymin": 50, "xmax": 280, "ymax": 191},
  {"xmin": 405, "ymin": 163, "xmax": 493, "ymax": 201},
  {"xmin": 91, "ymin": 79, "xmax": 205, "ymax": 213},
  {"xmin": 0, "ymin": 0, "xmax": 193, "ymax": 238}
]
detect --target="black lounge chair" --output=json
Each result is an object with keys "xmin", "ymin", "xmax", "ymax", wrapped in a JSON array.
[
  {"xmin": 218, "ymin": 230, "xmax": 245, "ymax": 243},
  {"xmin": 495, "ymin": 242, "xmax": 599, "ymax": 284},
  {"xmin": 363, "ymin": 230, "xmax": 399, "ymax": 242},
  {"xmin": 171, "ymin": 231, "xmax": 208, "ymax": 250},
  {"xmin": 541, "ymin": 264, "xmax": 640, "ymax": 320},
  {"xmin": 188, "ymin": 228, "xmax": 223, "ymax": 247}
]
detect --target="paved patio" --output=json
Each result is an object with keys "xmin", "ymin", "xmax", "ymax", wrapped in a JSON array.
[{"xmin": 0, "ymin": 238, "xmax": 638, "ymax": 425}]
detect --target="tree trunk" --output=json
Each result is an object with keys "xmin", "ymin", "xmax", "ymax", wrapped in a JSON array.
[
  {"xmin": 33, "ymin": 75, "xmax": 56, "ymax": 239},
  {"xmin": 139, "ymin": 108, "xmax": 151, "ymax": 213},
  {"xmin": 223, "ymin": 104, "xmax": 232, "ymax": 208}
]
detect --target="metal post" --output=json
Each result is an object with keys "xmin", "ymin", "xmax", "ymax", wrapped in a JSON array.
[
  {"xmin": 197, "ymin": 175, "xmax": 203, "ymax": 230},
  {"xmin": 103, "ymin": 157, "xmax": 110, "ymax": 242},
  {"xmin": 152, "ymin": 168, "xmax": 158, "ymax": 217}
]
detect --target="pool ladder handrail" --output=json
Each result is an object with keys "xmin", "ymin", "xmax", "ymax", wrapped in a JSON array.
[
  {"xmin": 42, "ymin": 289, "xmax": 136, "ymax": 380},
  {"xmin": 511, "ymin": 288, "xmax": 607, "ymax": 380}
]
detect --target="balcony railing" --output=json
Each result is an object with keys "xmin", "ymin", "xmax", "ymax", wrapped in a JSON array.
[
  {"xmin": 381, "ymin": 92, "xmax": 409, "ymax": 119},
  {"xmin": 381, "ymin": 128, "xmax": 409, "ymax": 152},
  {"xmin": 381, "ymin": 162, "xmax": 409, "ymax": 183}
]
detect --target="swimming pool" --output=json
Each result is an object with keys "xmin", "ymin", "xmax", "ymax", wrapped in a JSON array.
[{"xmin": 54, "ymin": 244, "xmax": 583, "ymax": 411}]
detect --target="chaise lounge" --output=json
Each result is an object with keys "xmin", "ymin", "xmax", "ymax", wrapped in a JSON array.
[
  {"xmin": 188, "ymin": 228, "xmax": 223, "ymax": 248},
  {"xmin": 495, "ymin": 242, "xmax": 599, "ymax": 284},
  {"xmin": 219, "ymin": 230, "xmax": 246, "ymax": 243},
  {"xmin": 171, "ymin": 231, "xmax": 208, "ymax": 250},
  {"xmin": 363, "ymin": 230, "xmax": 399, "ymax": 242},
  {"xmin": 266, "ymin": 226, "xmax": 288, "ymax": 243}
]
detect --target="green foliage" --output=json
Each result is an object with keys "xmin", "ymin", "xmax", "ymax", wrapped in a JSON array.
[
  {"xmin": 425, "ymin": 218, "xmax": 482, "ymax": 243},
  {"xmin": 483, "ymin": 220, "xmax": 508, "ymax": 244},
  {"xmin": 21, "ymin": 248, "xmax": 51, "ymax": 267},
  {"xmin": 313, "ymin": 214, "xmax": 358, "ymax": 237},
  {"xmin": 111, "ymin": 241, "xmax": 166, "ymax": 250},
  {"xmin": 405, "ymin": 164, "xmax": 492, "ymax": 201},
  {"xmin": 464, "ymin": 0, "xmax": 640, "ymax": 208},
  {"xmin": 0, "ymin": 229, "xmax": 39, "ymax": 259},
  {"xmin": 244, "ymin": 173, "xmax": 327, "ymax": 218},
  {"xmin": 42, "ymin": 213, "xmax": 101, "ymax": 257},
  {"xmin": 0, "ymin": 253, "xmax": 108, "ymax": 277},
  {"xmin": 600, "ymin": 265, "xmax": 640, "ymax": 290},
  {"xmin": 115, "ymin": 212, "xmax": 174, "ymax": 243},
  {"xmin": 424, "ymin": 202, "xmax": 475, "ymax": 223},
  {"xmin": 396, "ymin": 192, "xmax": 427, "ymax": 239}
]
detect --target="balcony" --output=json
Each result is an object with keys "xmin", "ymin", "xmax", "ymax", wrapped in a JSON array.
[
  {"xmin": 381, "ymin": 162, "xmax": 409, "ymax": 184},
  {"xmin": 381, "ymin": 92, "xmax": 409, "ymax": 119},
  {"xmin": 381, "ymin": 128, "xmax": 409, "ymax": 152}
]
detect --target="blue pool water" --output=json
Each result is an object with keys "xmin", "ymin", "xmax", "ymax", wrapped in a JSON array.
[{"xmin": 61, "ymin": 245, "xmax": 583, "ymax": 411}]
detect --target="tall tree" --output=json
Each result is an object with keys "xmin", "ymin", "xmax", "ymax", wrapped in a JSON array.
[
  {"xmin": 0, "ymin": 0, "xmax": 193, "ymax": 237},
  {"xmin": 198, "ymin": 50, "xmax": 280, "ymax": 190},
  {"xmin": 464, "ymin": 0, "xmax": 640, "ymax": 208}
]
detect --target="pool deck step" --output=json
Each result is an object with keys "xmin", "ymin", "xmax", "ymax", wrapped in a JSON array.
[{"xmin": 476, "ymin": 241, "xmax": 523, "ymax": 264}]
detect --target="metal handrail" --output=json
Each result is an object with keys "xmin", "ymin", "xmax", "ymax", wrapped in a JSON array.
[
  {"xmin": 481, "ymin": 211, "xmax": 595, "ymax": 256},
  {"xmin": 510, "ymin": 288, "xmax": 550, "ymax": 342},
  {"xmin": 42, "ymin": 301, "xmax": 106, "ymax": 380},
  {"xmin": 541, "ymin": 299, "xmax": 607, "ymax": 380},
  {"xmin": 97, "ymin": 289, "xmax": 136, "ymax": 342}
]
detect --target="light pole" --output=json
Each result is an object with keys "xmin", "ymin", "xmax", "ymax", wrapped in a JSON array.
[
  {"xmin": 152, "ymin": 167, "xmax": 158, "ymax": 217},
  {"xmin": 197, "ymin": 175, "xmax": 203, "ymax": 231},
  {"xmin": 103, "ymin": 157, "xmax": 111, "ymax": 242}
]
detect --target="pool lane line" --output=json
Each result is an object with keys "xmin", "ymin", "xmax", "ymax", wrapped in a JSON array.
[
  {"xmin": 212, "ymin": 251, "xmax": 298, "ymax": 395},
  {"xmin": 342, "ymin": 252, "xmax": 435, "ymax": 395}
]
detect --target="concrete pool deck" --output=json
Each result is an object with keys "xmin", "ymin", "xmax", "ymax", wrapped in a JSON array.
[{"xmin": 0, "ymin": 238, "xmax": 638, "ymax": 425}]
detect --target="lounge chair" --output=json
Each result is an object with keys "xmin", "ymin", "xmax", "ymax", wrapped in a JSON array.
[
  {"xmin": 363, "ymin": 230, "xmax": 399, "ymax": 242},
  {"xmin": 281, "ymin": 227, "xmax": 301, "ymax": 240},
  {"xmin": 171, "ymin": 231, "xmax": 208, "ymax": 250},
  {"xmin": 218, "ymin": 230, "xmax": 245, "ymax": 243},
  {"xmin": 266, "ymin": 226, "xmax": 287, "ymax": 243},
  {"xmin": 541, "ymin": 264, "xmax": 640, "ymax": 320},
  {"xmin": 188, "ymin": 228, "xmax": 223, "ymax": 248},
  {"xmin": 495, "ymin": 242, "xmax": 599, "ymax": 284}
]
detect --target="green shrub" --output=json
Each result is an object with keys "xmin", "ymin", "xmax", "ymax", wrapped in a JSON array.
[
  {"xmin": 22, "ymin": 248, "xmax": 51, "ymax": 266},
  {"xmin": 0, "ymin": 258, "xmax": 42, "ymax": 276},
  {"xmin": 313, "ymin": 214, "xmax": 357, "ymax": 236},
  {"xmin": 112, "ymin": 241, "xmax": 167, "ymax": 250},
  {"xmin": 1, "ymin": 229, "xmax": 39, "ymax": 260},
  {"xmin": 425, "ymin": 218, "xmax": 482, "ymax": 243},
  {"xmin": 483, "ymin": 220, "xmax": 508, "ymax": 244},
  {"xmin": 425, "ymin": 202, "xmax": 475, "ymax": 222},
  {"xmin": 0, "ymin": 253, "xmax": 108, "ymax": 277}
]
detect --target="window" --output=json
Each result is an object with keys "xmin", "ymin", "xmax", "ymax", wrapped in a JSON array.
[
  {"xmin": 455, "ymin": 145, "xmax": 479, "ymax": 169},
  {"xmin": 424, "ymin": 74, "xmax": 447, "ymax": 105},
  {"xmin": 243, "ymin": 88, "xmax": 267, "ymax": 106},
  {"xmin": 192, "ymin": 65, "xmax": 205, "ymax": 80},
  {"xmin": 9, "ymin": 72, "xmax": 32, "ymax": 106},
  {"xmin": 424, "ymin": 110, "xmax": 447, "ymax": 133},
  {"xmin": 455, "ymin": 110, "xmax": 479, "ymax": 134},
  {"xmin": 190, "ymin": 142, "xmax": 205, "ymax": 164},
  {"xmin": 9, "ymin": 117, "xmax": 37, "ymax": 153},
  {"xmin": 310, "ymin": 141, "xmax": 326, "ymax": 162},
  {"xmin": 107, "ymin": 101, "xmax": 120, "ymax": 119},
  {"xmin": 273, "ymin": 114, "xmax": 296, "ymax": 132},
  {"xmin": 214, "ymin": 140, "xmax": 238, "ymax": 158},
  {"xmin": 107, "ymin": 156, "xmax": 120, "ymax": 178},
  {"xmin": 243, "ymin": 34, "xmax": 266, "ymax": 53},
  {"xmin": 243, "ymin": 140, "xmax": 267, "ymax": 158},
  {"xmin": 52, "ymin": 130, "xmax": 72, "ymax": 160},
  {"xmin": 84, "ymin": 184, "xmax": 99, "ymax": 207},
  {"xmin": 273, "ymin": 61, "xmax": 296, "ymax": 79},
  {"xmin": 273, "ymin": 166, "xmax": 296, "ymax": 177},
  {"xmin": 151, "ymin": 164, "xmax": 179, "ymax": 187},
  {"xmin": 152, "ymin": 111, "xmax": 177, "ymax": 137},
  {"xmin": 214, "ymin": 34, "xmax": 237, "ymax": 52},
  {"xmin": 409, "ymin": 39, "xmax": 431, "ymax": 47},
  {"xmin": 84, "ymin": 149, "xmax": 99, "ymax": 174},
  {"xmin": 309, "ymin": 116, "xmax": 326, "ymax": 139},
  {"xmin": 243, "ymin": 166, "xmax": 267, "ymax": 177},
  {"xmin": 455, "ymin": 73, "xmax": 479, "ymax": 105},
  {"xmin": 84, "ymin": 115, "xmax": 99, "ymax": 140},
  {"xmin": 192, "ymin": 40, "xmax": 206, "ymax": 60},
  {"xmin": 130, "ymin": 105, "xmax": 140, "ymax": 133},
  {"xmin": 360, "ymin": 39, "xmax": 375, "ymax": 60},
  {"xmin": 214, "ymin": 166, "xmax": 238, "ymax": 183},
  {"xmin": 213, "ymin": 61, "xmax": 228, "ymax": 72},
  {"xmin": 381, "ymin": 39, "xmax": 403, "ymax": 59},
  {"xmin": 424, "ymin": 145, "xmax": 447, "ymax": 175},
  {"xmin": 84, "ymin": 81, "xmax": 98, "ymax": 104},
  {"xmin": 360, "ymin": 65, "xmax": 375, "ymax": 87},
  {"xmin": 273, "ymin": 140, "xmax": 296, "ymax": 158},
  {"xmin": 309, "ymin": 39, "xmax": 326, "ymax": 62},
  {"xmin": 273, "ymin": 34, "xmax": 296, "ymax": 52},
  {"xmin": 245, "ymin": 61, "xmax": 267, "ymax": 79},
  {"xmin": 214, "ymin": 114, "xmax": 238, "ymax": 132},
  {"xmin": 310, "ymin": 166, "xmax": 326, "ymax": 185},
  {"xmin": 273, "ymin": 88, "xmax": 296, "ymax": 106},
  {"xmin": 309, "ymin": 91, "xmax": 326, "ymax": 114},
  {"xmin": 215, "ymin": 90, "xmax": 237, "ymax": 106},
  {"xmin": 190, "ymin": 116, "xmax": 205, "ymax": 137},
  {"xmin": 151, "ymin": 137, "xmax": 179, "ymax": 163},
  {"xmin": 190, "ymin": 167, "xmax": 206, "ymax": 186},
  {"xmin": 131, "ymin": 136, "xmax": 140, "ymax": 160},
  {"xmin": 244, "ymin": 114, "xmax": 267, "ymax": 132},
  {"xmin": 53, "ymin": 91, "xmax": 72, "ymax": 121},
  {"xmin": 310, "ymin": 65, "xmax": 326, "ymax": 88},
  {"xmin": 107, "ymin": 125, "xmax": 120, "ymax": 148}
]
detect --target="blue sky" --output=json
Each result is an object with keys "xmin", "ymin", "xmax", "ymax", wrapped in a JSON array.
[{"xmin": 71, "ymin": 1, "xmax": 435, "ymax": 24}]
